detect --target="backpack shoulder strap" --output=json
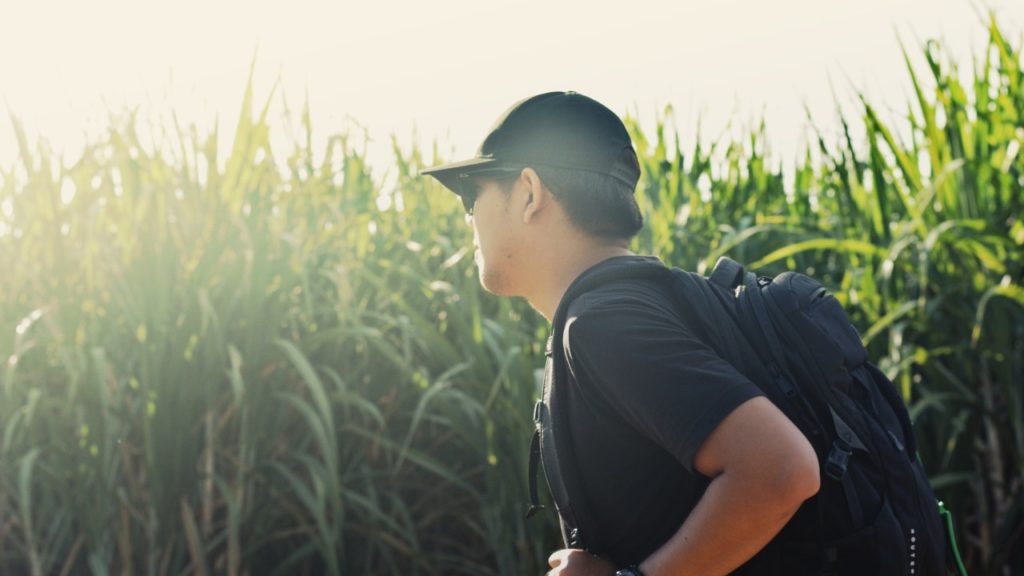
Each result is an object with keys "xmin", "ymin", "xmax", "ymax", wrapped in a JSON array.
[{"xmin": 708, "ymin": 256, "xmax": 745, "ymax": 290}]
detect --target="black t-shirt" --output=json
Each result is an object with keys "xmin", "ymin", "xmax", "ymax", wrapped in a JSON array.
[{"xmin": 560, "ymin": 255, "xmax": 764, "ymax": 565}]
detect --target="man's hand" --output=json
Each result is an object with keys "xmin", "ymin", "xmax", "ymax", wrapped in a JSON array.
[{"xmin": 547, "ymin": 548, "xmax": 617, "ymax": 576}]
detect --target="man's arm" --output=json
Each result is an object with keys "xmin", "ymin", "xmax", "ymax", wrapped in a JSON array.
[
  {"xmin": 547, "ymin": 396, "xmax": 819, "ymax": 576},
  {"xmin": 637, "ymin": 395, "xmax": 819, "ymax": 576}
]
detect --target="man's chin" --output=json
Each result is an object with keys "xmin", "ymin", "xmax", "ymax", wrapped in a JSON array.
[{"xmin": 478, "ymin": 269, "xmax": 512, "ymax": 297}]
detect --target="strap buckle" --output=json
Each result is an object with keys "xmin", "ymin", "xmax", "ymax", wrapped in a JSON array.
[{"xmin": 824, "ymin": 440, "xmax": 852, "ymax": 481}]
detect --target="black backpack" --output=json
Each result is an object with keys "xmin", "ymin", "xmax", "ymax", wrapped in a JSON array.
[{"xmin": 528, "ymin": 256, "xmax": 951, "ymax": 575}]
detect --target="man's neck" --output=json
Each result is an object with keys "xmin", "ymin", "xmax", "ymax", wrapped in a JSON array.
[{"xmin": 528, "ymin": 244, "xmax": 635, "ymax": 322}]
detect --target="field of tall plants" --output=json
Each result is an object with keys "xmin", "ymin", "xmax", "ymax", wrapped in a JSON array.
[{"xmin": 1, "ymin": 17, "xmax": 1022, "ymax": 576}]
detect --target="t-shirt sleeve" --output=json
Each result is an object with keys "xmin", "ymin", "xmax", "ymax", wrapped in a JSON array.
[{"xmin": 564, "ymin": 294, "xmax": 764, "ymax": 472}]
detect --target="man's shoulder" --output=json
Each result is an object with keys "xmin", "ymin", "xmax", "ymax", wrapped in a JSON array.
[
  {"xmin": 560, "ymin": 254, "xmax": 693, "ymax": 369},
  {"xmin": 566, "ymin": 270, "xmax": 678, "ymax": 321},
  {"xmin": 563, "ymin": 277, "xmax": 687, "ymax": 360}
]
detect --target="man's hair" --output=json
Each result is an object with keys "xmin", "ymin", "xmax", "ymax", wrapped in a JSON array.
[{"xmin": 527, "ymin": 149, "xmax": 644, "ymax": 240}]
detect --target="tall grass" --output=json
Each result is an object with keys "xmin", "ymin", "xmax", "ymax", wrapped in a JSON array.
[
  {"xmin": 0, "ymin": 16, "xmax": 1021, "ymax": 576},
  {"xmin": 0, "ymin": 79, "xmax": 556, "ymax": 574}
]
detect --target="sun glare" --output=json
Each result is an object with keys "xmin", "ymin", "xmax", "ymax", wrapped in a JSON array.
[{"xmin": 1, "ymin": 0, "xmax": 1022, "ymax": 177}]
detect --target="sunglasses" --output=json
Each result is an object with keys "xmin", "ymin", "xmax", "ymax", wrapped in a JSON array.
[{"xmin": 456, "ymin": 166, "xmax": 524, "ymax": 215}]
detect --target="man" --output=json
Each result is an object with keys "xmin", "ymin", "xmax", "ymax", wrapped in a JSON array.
[{"xmin": 422, "ymin": 92, "xmax": 820, "ymax": 576}]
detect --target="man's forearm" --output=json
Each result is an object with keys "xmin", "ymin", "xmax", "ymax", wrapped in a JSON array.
[
  {"xmin": 627, "ymin": 396, "xmax": 820, "ymax": 576},
  {"xmin": 637, "ymin": 467, "xmax": 814, "ymax": 576}
]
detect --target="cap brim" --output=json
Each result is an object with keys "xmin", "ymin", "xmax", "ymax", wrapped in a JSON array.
[{"xmin": 419, "ymin": 157, "xmax": 499, "ymax": 196}]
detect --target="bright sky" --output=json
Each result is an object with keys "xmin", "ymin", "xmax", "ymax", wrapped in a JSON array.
[{"xmin": 2, "ymin": 0, "xmax": 1022, "ymax": 180}]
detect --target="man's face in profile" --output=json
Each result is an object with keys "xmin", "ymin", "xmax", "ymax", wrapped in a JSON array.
[{"xmin": 467, "ymin": 176, "xmax": 522, "ymax": 297}]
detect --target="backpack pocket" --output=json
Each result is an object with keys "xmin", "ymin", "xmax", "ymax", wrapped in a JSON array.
[
  {"xmin": 766, "ymin": 272, "xmax": 866, "ymax": 387},
  {"xmin": 762, "ymin": 494, "xmax": 907, "ymax": 576}
]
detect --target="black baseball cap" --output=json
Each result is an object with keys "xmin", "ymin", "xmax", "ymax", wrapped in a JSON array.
[{"xmin": 421, "ymin": 91, "xmax": 640, "ymax": 198}]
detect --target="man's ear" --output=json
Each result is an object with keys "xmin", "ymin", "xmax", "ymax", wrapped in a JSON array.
[{"xmin": 520, "ymin": 167, "xmax": 551, "ymax": 224}]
